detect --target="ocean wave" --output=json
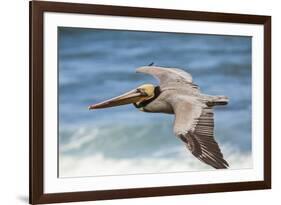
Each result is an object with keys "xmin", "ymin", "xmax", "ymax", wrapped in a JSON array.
[
  {"xmin": 59, "ymin": 113, "xmax": 252, "ymax": 178},
  {"xmin": 59, "ymin": 118, "xmax": 178, "ymax": 158},
  {"xmin": 59, "ymin": 144, "xmax": 252, "ymax": 178},
  {"xmin": 59, "ymin": 106, "xmax": 251, "ymax": 156}
]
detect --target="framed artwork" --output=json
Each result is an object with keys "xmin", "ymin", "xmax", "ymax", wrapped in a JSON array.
[{"xmin": 29, "ymin": 0, "xmax": 271, "ymax": 204}]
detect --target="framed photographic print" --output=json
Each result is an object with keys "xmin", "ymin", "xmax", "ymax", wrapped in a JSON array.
[{"xmin": 29, "ymin": 0, "xmax": 271, "ymax": 204}]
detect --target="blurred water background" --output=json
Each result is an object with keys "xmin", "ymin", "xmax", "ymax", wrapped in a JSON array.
[{"xmin": 58, "ymin": 27, "xmax": 252, "ymax": 177}]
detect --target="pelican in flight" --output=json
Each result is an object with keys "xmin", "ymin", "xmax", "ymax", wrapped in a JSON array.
[{"xmin": 89, "ymin": 66, "xmax": 229, "ymax": 169}]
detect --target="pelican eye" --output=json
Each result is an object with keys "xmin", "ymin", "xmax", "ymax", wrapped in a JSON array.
[{"xmin": 137, "ymin": 88, "xmax": 148, "ymax": 96}]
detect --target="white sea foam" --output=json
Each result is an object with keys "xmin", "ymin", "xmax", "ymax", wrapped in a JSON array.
[
  {"xmin": 59, "ymin": 124, "xmax": 252, "ymax": 178},
  {"xmin": 59, "ymin": 144, "xmax": 252, "ymax": 178}
]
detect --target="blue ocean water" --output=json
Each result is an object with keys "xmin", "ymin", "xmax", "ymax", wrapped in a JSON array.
[{"xmin": 58, "ymin": 27, "xmax": 252, "ymax": 177}]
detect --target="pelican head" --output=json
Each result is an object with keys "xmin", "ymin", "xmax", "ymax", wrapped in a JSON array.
[{"xmin": 88, "ymin": 84, "xmax": 158, "ymax": 110}]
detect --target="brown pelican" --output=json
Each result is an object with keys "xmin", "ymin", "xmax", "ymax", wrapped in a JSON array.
[{"xmin": 89, "ymin": 66, "xmax": 229, "ymax": 169}]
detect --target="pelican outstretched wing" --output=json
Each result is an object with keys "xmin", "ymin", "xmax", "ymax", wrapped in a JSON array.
[
  {"xmin": 170, "ymin": 97, "xmax": 229, "ymax": 169},
  {"xmin": 136, "ymin": 66, "xmax": 198, "ymax": 90},
  {"xmin": 137, "ymin": 66, "xmax": 228, "ymax": 169}
]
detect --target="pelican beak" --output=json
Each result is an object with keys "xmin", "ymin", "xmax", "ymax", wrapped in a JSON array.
[{"xmin": 88, "ymin": 88, "xmax": 147, "ymax": 110}]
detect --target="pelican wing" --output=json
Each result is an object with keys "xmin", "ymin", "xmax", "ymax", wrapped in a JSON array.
[
  {"xmin": 136, "ymin": 66, "xmax": 198, "ymax": 89},
  {"xmin": 171, "ymin": 98, "xmax": 229, "ymax": 169}
]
